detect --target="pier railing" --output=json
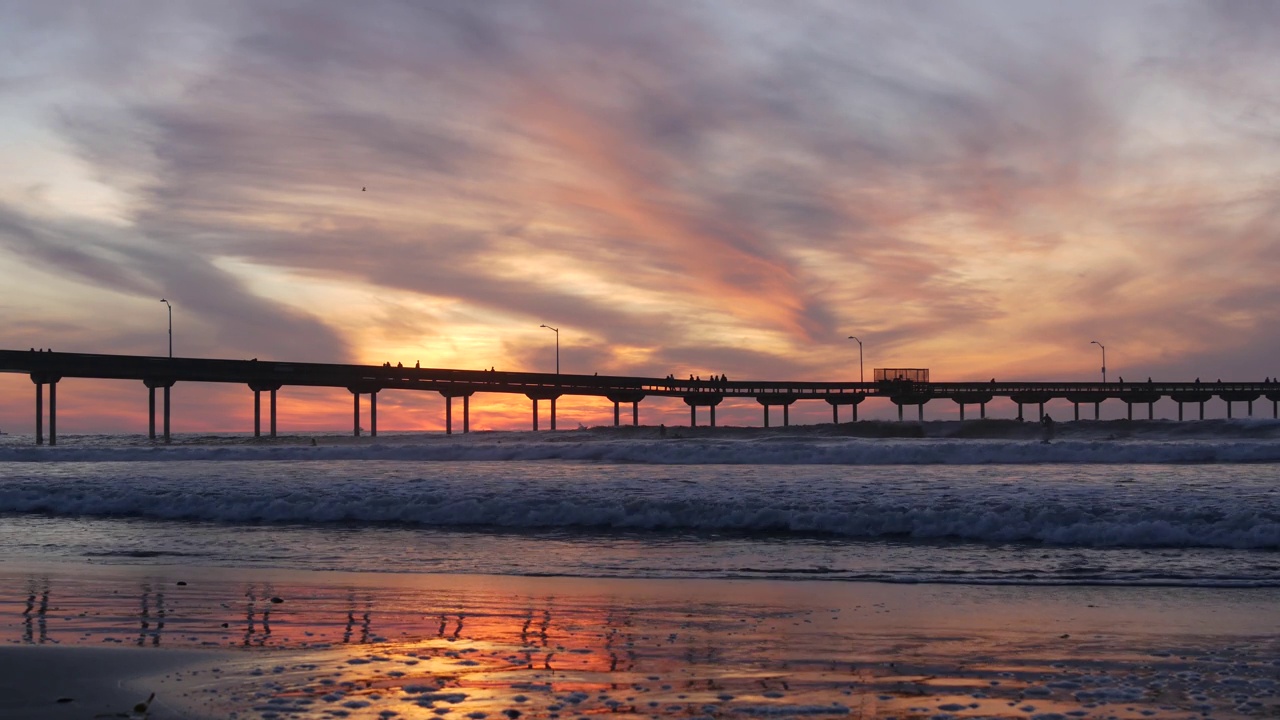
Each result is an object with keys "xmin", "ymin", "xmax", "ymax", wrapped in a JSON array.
[{"xmin": 3, "ymin": 349, "xmax": 1278, "ymax": 443}]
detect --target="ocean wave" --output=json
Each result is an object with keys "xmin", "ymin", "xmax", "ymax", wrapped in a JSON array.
[
  {"xmin": 2, "ymin": 478, "xmax": 1276, "ymax": 550},
  {"xmin": 3, "ymin": 430, "xmax": 1280, "ymax": 465}
]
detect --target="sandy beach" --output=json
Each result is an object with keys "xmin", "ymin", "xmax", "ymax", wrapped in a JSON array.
[{"xmin": 1, "ymin": 561, "xmax": 1277, "ymax": 719}]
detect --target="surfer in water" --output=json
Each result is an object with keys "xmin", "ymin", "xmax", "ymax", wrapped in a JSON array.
[{"xmin": 1040, "ymin": 413, "xmax": 1055, "ymax": 443}]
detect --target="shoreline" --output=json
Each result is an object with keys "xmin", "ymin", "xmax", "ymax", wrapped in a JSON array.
[{"xmin": 2, "ymin": 562, "xmax": 1278, "ymax": 718}]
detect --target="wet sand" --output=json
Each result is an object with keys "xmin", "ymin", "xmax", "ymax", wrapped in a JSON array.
[{"xmin": 1, "ymin": 562, "xmax": 1277, "ymax": 719}]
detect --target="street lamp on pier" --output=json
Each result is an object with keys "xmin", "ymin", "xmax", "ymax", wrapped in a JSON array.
[
  {"xmin": 847, "ymin": 336, "xmax": 863, "ymax": 384},
  {"xmin": 161, "ymin": 298, "xmax": 172, "ymax": 358},
  {"xmin": 539, "ymin": 324, "xmax": 559, "ymax": 374},
  {"xmin": 1091, "ymin": 340, "xmax": 1106, "ymax": 383}
]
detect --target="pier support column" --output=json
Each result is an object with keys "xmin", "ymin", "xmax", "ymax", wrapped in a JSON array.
[
  {"xmin": 1073, "ymin": 402, "xmax": 1079, "ymax": 421},
  {"xmin": 527, "ymin": 393, "xmax": 562, "ymax": 430},
  {"xmin": 441, "ymin": 392, "xmax": 473, "ymax": 434},
  {"xmin": 370, "ymin": 392, "xmax": 377, "ymax": 437},
  {"xmin": 146, "ymin": 380, "xmax": 174, "ymax": 443},
  {"xmin": 783, "ymin": 404, "xmax": 789, "ymax": 427},
  {"xmin": 632, "ymin": 401, "xmax": 639, "ymax": 426},
  {"xmin": 48, "ymin": 381, "xmax": 57, "ymax": 446},
  {"xmin": 1248, "ymin": 400, "xmax": 1254, "ymax": 417},
  {"xmin": 34, "ymin": 381, "xmax": 43, "ymax": 445},
  {"xmin": 918, "ymin": 404, "xmax": 924, "ymax": 422},
  {"xmin": 710, "ymin": 404, "xmax": 717, "ymax": 427},
  {"xmin": 959, "ymin": 403, "xmax": 965, "ymax": 421},
  {"xmin": 898, "ymin": 404, "xmax": 903, "ymax": 422},
  {"xmin": 614, "ymin": 401, "xmax": 620, "ymax": 427},
  {"xmin": 980, "ymin": 402, "xmax": 986, "ymax": 419},
  {"xmin": 1274, "ymin": 399, "xmax": 1278, "ymax": 419},
  {"xmin": 1038, "ymin": 402, "xmax": 1045, "ymax": 421},
  {"xmin": 1015, "ymin": 402, "xmax": 1023, "ymax": 421},
  {"xmin": 1226, "ymin": 401, "xmax": 1233, "ymax": 419},
  {"xmin": 32, "ymin": 380, "xmax": 58, "ymax": 445},
  {"xmin": 1126, "ymin": 402, "xmax": 1133, "ymax": 421},
  {"xmin": 853, "ymin": 402, "xmax": 859, "ymax": 422},
  {"xmin": 690, "ymin": 403, "xmax": 697, "ymax": 427},
  {"xmin": 1178, "ymin": 402, "xmax": 1184, "ymax": 421},
  {"xmin": 1199, "ymin": 401, "xmax": 1205, "ymax": 420},
  {"xmin": 1148, "ymin": 402, "xmax": 1155, "ymax": 420},
  {"xmin": 1095, "ymin": 401, "xmax": 1101, "ymax": 420},
  {"xmin": 832, "ymin": 404, "xmax": 838, "ymax": 424},
  {"xmin": 353, "ymin": 393, "xmax": 360, "ymax": 436},
  {"xmin": 248, "ymin": 381, "xmax": 281, "ymax": 438},
  {"xmin": 763, "ymin": 405, "xmax": 769, "ymax": 427}
]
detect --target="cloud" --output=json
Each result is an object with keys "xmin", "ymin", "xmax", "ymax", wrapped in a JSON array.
[{"xmin": 5, "ymin": 1, "xmax": 1280, "ymax": 431}]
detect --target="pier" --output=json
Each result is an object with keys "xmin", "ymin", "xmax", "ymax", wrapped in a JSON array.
[{"xmin": 3, "ymin": 349, "xmax": 1278, "ymax": 444}]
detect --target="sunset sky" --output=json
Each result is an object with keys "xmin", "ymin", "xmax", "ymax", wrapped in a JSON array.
[{"xmin": 3, "ymin": 1, "xmax": 1279, "ymax": 432}]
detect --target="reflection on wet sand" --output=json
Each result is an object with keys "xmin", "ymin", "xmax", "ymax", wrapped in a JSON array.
[
  {"xmin": 342, "ymin": 589, "xmax": 372, "ymax": 644},
  {"xmin": 2, "ymin": 571, "xmax": 1277, "ymax": 719},
  {"xmin": 241, "ymin": 583, "xmax": 276, "ymax": 647},
  {"xmin": 21, "ymin": 578, "xmax": 49, "ymax": 645},
  {"xmin": 136, "ymin": 582, "xmax": 164, "ymax": 646}
]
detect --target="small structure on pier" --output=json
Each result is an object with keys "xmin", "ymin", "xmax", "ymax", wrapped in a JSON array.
[{"xmin": 874, "ymin": 368, "xmax": 930, "ymax": 383}]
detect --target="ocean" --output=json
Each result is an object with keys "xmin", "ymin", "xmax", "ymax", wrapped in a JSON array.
[
  {"xmin": 2, "ymin": 421, "xmax": 1277, "ymax": 587},
  {"xmin": 3, "ymin": 421, "xmax": 1279, "ymax": 719}
]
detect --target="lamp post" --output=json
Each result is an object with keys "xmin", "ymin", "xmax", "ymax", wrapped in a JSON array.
[
  {"xmin": 1091, "ymin": 340, "xmax": 1106, "ymax": 383},
  {"xmin": 847, "ymin": 336, "xmax": 863, "ymax": 384},
  {"xmin": 539, "ymin": 324, "xmax": 559, "ymax": 374},
  {"xmin": 161, "ymin": 298, "xmax": 172, "ymax": 358}
]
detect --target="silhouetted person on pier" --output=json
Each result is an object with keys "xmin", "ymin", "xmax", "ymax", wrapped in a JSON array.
[{"xmin": 415, "ymin": 361, "xmax": 419, "ymax": 369}]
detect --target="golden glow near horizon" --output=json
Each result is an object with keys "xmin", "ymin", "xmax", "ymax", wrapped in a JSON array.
[{"xmin": 3, "ymin": 2, "xmax": 1280, "ymax": 431}]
